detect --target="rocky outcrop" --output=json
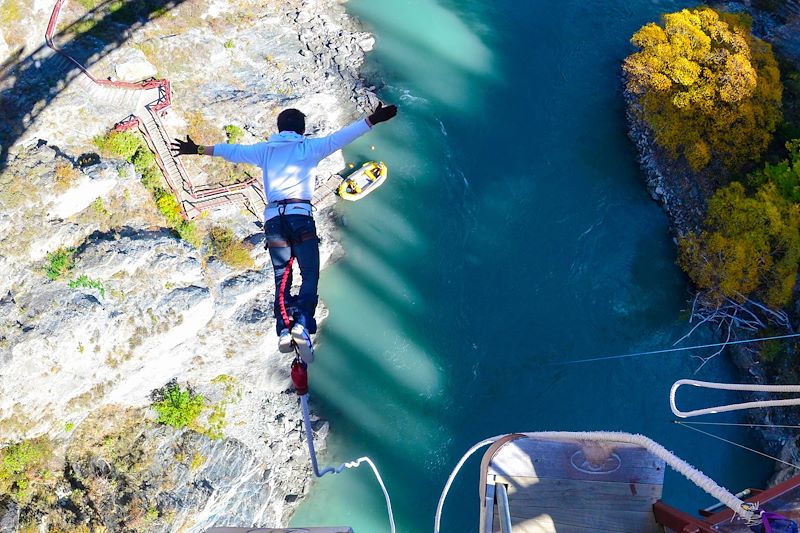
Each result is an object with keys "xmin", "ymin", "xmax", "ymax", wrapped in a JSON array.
[
  {"xmin": 0, "ymin": 0, "xmax": 376, "ymax": 528},
  {"xmin": 623, "ymin": 91, "xmax": 708, "ymax": 235}
]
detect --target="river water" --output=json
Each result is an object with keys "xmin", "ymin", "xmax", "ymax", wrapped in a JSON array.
[{"xmin": 290, "ymin": 1, "xmax": 774, "ymax": 531}]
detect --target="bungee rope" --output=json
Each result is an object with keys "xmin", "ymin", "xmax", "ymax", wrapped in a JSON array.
[
  {"xmin": 280, "ymin": 256, "xmax": 396, "ymax": 533},
  {"xmin": 289, "ymin": 362, "xmax": 397, "ymax": 533},
  {"xmin": 670, "ymin": 379, "xmax": 800, "ymax": 418},
  {"xmin": 278, "ymin": 255, "xmax": 295, "ymax": 331},
  {"xmin": 434, "ymin": 431, "xmax": 759, "ymax": 533}
]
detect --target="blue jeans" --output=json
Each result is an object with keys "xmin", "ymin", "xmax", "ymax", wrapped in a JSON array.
[{"xmin": 265, "ymin": 214, "xmax": 319, "ymax": 335}]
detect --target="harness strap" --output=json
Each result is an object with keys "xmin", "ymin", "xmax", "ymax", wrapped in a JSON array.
[{"xmin": 271, "ymin": 198, "xmax": 312, "ymax": 206}]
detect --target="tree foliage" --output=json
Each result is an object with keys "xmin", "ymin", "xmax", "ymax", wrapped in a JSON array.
[
  {"xmin": 624, "ymin": 8, "xmax": 782, "ymax": 172},
  {"xmin": 678, "ymin": 177, "xmax": 800, "ymax": 307},
  {"xmin": 150, "ymin": 379, "xmax": 204, "ymax": 429},
  {"xmin": 749, "ymin": 140, "xmax": 800, "ymax": 201},
  {"xmin": 0, "ymin": 438, "xmax": 54, "ymax": 504}
]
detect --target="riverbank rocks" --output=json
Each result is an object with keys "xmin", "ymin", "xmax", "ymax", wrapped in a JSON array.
[{"xmin": 0, "ymin": 0, "xmax": 376, "ymax": 527}]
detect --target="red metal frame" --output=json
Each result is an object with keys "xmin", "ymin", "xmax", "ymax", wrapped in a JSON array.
[{"xmin": 654, "ymin": 474, "xmax": 800, "ymax": 531}]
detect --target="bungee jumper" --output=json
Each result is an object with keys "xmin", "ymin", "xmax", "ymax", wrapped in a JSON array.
[{"xmin": 171, "ymin": 102, "xmax": 398, "ymax": 362}]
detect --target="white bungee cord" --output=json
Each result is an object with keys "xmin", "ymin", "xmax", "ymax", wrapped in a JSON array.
[{"xmin": 670, "ymin": 379, "xmax": 800, "ymax": 418}]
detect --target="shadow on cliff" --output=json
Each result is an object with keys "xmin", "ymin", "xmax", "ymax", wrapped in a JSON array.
[{"xmin": 0, "ymin": 0, "xmax": 187, "ymax": 173}]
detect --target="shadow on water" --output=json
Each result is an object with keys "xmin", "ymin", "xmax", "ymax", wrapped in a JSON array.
[{"xmin": 0, "ymin": 0, "xmax": 187, "ymax": 173}]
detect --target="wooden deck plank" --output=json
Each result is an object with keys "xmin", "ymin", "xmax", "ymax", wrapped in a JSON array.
[
  {"xmin": 488, "ymin": 438, "xmax": 665, "ymax": 484},
  {"xmin": 492, "ymin": 511, "xmax": 662, "ymax": 533},
  {"xmin": 495, "ymin": 475, "xmax": 662, "ymax": 511},
  {"xmin": 205, "ymin": 528, "xmax": 353, "ymax": 533}
]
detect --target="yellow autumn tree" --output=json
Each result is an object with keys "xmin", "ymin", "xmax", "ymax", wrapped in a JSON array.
[
  {"xmin": 624, "ymin": 8, "xmax": 782, "ymax": 172},
  {"xmin": 678, "ymin": 181, "xmax": 800, "ymax": 307}
]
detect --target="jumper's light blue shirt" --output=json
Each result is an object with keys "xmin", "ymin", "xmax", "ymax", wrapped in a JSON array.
[{"xmin": 213, "ymin": 119, "xmax": 371, "ymax": 216}]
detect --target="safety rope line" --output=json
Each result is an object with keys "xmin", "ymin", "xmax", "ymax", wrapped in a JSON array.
[
  {"xmin": 434, "ymin": 431, "xmax": 756, "ymax": 533},
  {"xmin": 298, "ymin": 393, "xmax": 396, "ymax": 533},
  {"xmin": 677, "ymin": 420, "xmax": 800, "ymax": 430},
  {"xmin": 670, "ymin": 379, "xmax": 800, "ymax": 418},
  {"xmin": 673, "ymin": 421, "xmax": 800, "ymax": 472},
  {"xmin": 551, "ymin": 332, "xmax": 800, "ymax": 366}
]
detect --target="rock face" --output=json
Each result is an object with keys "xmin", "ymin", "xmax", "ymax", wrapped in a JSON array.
[
  {"xmin": 623, "ymin": 90, "xmax": 708, "ymax": 235},
  {"xmin": 114, "ymin": 49, "xmax": 158, "ymax": 82},
  {"xmin": 0, "ymin": 0, "xmax": 375, "ymax": 529},
  {"xmin": 51, "ymin": 404, "xmax": 328, "ymax": 532}
]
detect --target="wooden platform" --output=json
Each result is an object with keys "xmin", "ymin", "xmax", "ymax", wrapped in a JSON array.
[
  {"xmin": 205, "ymin": 527, "xmax": 353, "ymax": 533},
  {"xmin": 480, "ymin": 435, "xmax": 666, "ymax": 533}
]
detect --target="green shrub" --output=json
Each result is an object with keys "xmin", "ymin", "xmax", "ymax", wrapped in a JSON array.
[
  {"xmin": 69, "ymin": 275, "xmax": 105, "ymax": 298},
  {"xmin": 209, "ymin": 226, "xmax": 254, "ymax": 269},
  {"xmin": 176, "ymin": 220, "xmax": 201, "ymax": 248},
  {"xmin": 748, "ymin": 140, "xmax": 800, "ymax": 202},
  {"xmin": 678, "ymin": 181, "xmax": 800, "ymax": 306},
  {"xmin": 154, "ymin": 189, "xmax": 183, "ymax": 226},
  {"xmin": 46, "ymin": 248, "xmax": 74, "ymax": 281},
  {"xmin": 223, "ymin": 39, "xmax": 234, "ymax": 49},
  {"xmin": 150, "ymin": 379, "xmax": 204, "ymax": 429},
  {"xmin": 140, "ymin": 166, "xmax": 161, "ymax": 191},
  {"xmin": 94, "ymin": 131, "xmax": 140, "ymax": 161},
  {"xmin": 224, "ymin": 125, "xmax": 244, "ymax": 144},
  {"xmin": 132, "ymin": 147, "xmax": 156, "ymax": 175},
  {"xmin": 90, "ymin": 197, "xmax": 109, "ymax": 216},
  {"xmin": 0, "ymin": 438, "xmax": 54, "ymax": 504}
]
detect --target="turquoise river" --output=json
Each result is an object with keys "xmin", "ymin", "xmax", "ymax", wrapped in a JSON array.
[{"xmin": 291, "ymin": 1, "xmax": 774, "ymax": 531}]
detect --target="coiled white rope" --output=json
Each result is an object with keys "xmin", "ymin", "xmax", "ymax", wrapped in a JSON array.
[
  {"xmin": 433, "ymin": 431, "xmax": 755, "ymax": 533},
  {"xmin": 670, "ymin": 379, "xmax": 800, "ymax": 418},
  {"xmin": 299, "ymin": 393, "xmax": 396, "ymax": 533}
]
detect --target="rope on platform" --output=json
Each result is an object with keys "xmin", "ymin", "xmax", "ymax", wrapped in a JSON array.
[
  {"xmin": 670, "ymin": 379, "xmax": 800, "ymax": 418},
  {"xmin": 434, "ymin": 431, "xmax": 756, "ymax": 533},
  {"xmin": 299, "ymin": 393, "xmax": 396, "ymax": 533}
]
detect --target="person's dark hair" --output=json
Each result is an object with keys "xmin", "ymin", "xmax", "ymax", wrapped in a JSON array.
[{"xmin": 277, "ymin": 108, "xmax": 306, "ymax": 134}]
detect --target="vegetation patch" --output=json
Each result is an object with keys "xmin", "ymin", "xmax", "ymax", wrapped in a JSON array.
[
  {"xmin": 209, "ymin": 226, "xmax": 254, "ymax": 270},
  {"xmin": 46, "ymin": 248, "xmax": 75, "ymax": 281},
  {"xmin": 69, "ymin": 275, "xmax": 105, "ymax": 298},
  {"xmin": 54, "ymin": 162, "xmax": 80, "ymax": 192},
  {"xmin": 95, "ymin": 131, "xmax": 200, "ymax": 246},
  {"xmin": 624, "ymin": 7, "xmax": 782, "ymax": 173},
  {"xmin": 0, "ymin": 437, "xmax": 55, "ymax": 504},
  {"xmin": 150, "ymin": 379, "xmax": 204, "ymax": 430},
  {"xmin": 0, "ymin": 0, "xmax": 23, "ymax": 25},
  {"xmin": 224, "ymin": 124, "xmax": 244, "ymax": 144}
]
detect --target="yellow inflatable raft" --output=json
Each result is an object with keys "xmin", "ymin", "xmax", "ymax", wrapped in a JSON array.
[{"xmin": 337, "ymin": 161, "xmax": 388, "ymax": 201}]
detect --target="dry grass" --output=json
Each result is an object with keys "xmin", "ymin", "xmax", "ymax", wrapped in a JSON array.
[{"xmin": 54, "ymin": 163, "xmax": 80, "ymax": 192}]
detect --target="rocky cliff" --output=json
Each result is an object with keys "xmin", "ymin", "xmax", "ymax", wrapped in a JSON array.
[{"xmin": 0, "ymin": 0, "xmax": 375, "ymax": 529}]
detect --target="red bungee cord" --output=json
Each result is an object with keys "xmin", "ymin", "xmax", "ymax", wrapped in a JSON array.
[{"xmin": 278, "ymin": 255, "xmax": 309, "ymax": 395}]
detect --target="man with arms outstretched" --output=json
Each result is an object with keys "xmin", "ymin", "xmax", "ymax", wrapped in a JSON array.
[{"xmin": 171, "ymin": 103, "xmax": 397, "ymax": 363}]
